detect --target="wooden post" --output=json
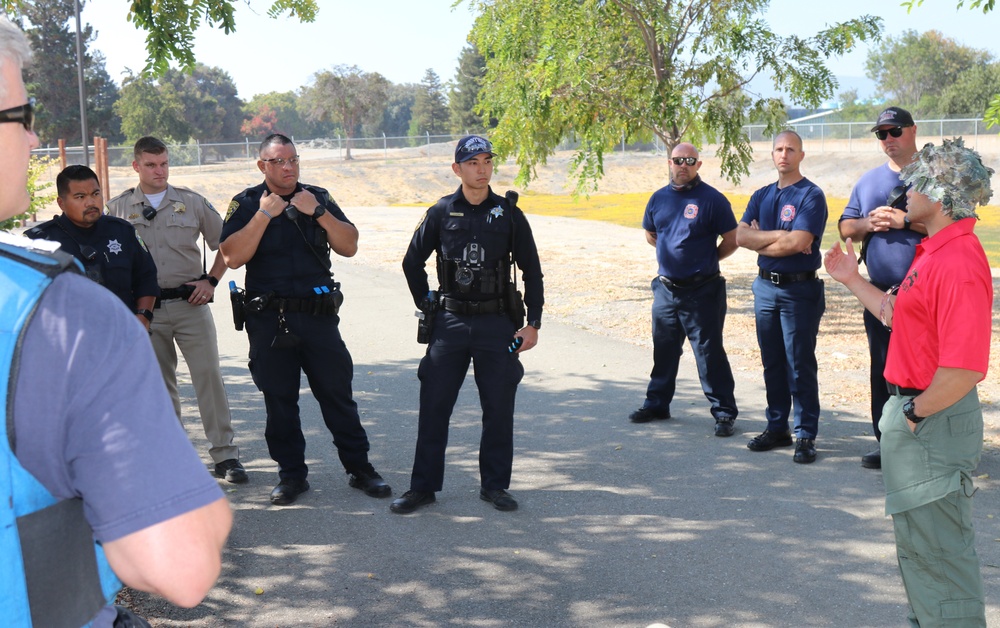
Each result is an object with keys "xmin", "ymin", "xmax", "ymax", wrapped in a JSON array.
[
  {"xmin": 99, "ymin": 137, "xmax": 110, "ymax": 200},
  {"xmin": 58, "ymin": 138, "xmax": 66, "ymax": 170}
]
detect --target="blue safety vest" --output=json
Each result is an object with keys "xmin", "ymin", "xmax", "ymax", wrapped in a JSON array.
[{"xmin": 0, "ymin": 238, "xmax": 121, "ymax": 627}]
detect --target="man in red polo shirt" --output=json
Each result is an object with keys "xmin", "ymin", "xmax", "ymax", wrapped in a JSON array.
[{"xmin": 824, "ymin": 137, "xmax": 993, "ymax": 627}]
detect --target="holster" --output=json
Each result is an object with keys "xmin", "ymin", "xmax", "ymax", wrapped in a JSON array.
[
  {"xmin": 230, "ymin": 286, "xmax": 246, "ymax": 331},
  {"xmin": 502, "ymin": 283, "xmax": 525, "ymax": 330}
]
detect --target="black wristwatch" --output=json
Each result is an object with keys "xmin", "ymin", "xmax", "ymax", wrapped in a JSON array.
[
  {"xmin": 903, "ymin": 215, "xmax": 912, "ymax": 230},
  {"xmin": 902, "ymin": 398, "xmax": 924, "ymax": 423},
  {"xmin": 528, "ymin": 320, "xmax": 541, "ymax": 330},
  {"xmin": 312, "ymin": 205, "xmax": 327, "ymax": 219},
  {"xmin": 200, "ymin": 273, "xmax": 219, "ymax": 287},
  {"xmin": 136, "ymin": 308, "xmax": 154, "ymax": 323}
]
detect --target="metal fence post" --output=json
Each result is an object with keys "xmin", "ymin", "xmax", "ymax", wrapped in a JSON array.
[
  {"xmin": 383, "ymin": 132, "xmax": 387, "ymax": 162},
  {"xmin": 426, "ymin": 131, "xmax": 430, "ymax": 146}
]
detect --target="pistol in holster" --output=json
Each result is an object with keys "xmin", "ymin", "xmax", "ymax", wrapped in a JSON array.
[
  {"xmin": 416, "ymin": 290, "xmax": 439, "ymax": 344},
  {"xmin": 228, "ymin": 281, "xmax": 247, "ymax": 331}
]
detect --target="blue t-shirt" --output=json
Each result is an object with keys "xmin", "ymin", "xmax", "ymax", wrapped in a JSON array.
[
  {"xmin": 642, "ymin": 180, "xmax": 737, "ymax": 279},
  {"xmin": 13, "ymin": 273, "xmax": 224, "ymax": 627},
  {"xmin": 840, "ymin": 163, "xmax": 921, "ymax": 288},
  {"xmin": 740, "ymin": 178, "xmax": 827, "ymax": 273}
]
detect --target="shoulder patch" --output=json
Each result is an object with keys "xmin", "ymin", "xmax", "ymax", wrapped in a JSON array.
[
  {"xmin": 225, "ymin": 200, "xmax": 240, "ymax": 222},
  {"xmin": 136, "ymin": 232, "xmax": 149, "ymax": 252},
  {"xmin": 414, "ymin": 211, "xmax": 428, "ymax": 232}
]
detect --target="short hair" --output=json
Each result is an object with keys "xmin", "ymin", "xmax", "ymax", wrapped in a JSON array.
[
  {"xmin": 56, "ymin": 165, "xmax": 99, "ymax": 197},
  {"xmin": 0, "ymin": 17, "xmax": 31, "ymax": 101},
  {"xmin": 773, "ymin": 130, "xmax": 803, "ymax": 149},
  {"xmin": 134, "ymin": 136, "xmax": 168, "ymax": 160},
  {"xmin": 259, "ymin": 133, "xmax": 294, "ymax": 156}
]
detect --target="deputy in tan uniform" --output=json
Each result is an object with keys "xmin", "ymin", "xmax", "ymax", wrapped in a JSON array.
[{"xmin": 107, "ymin": 136, "xmax": 247, "ymax": 484}]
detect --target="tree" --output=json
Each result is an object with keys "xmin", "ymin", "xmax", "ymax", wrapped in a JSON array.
[
  {"xmin": 375, "ymin": 82, "xmax": 418, "ymax": 138},
  {"xmin": 408, "ymin": 69, "xmax": 449, "ymax": 138},
  {"xmin": 938, "ymin": 62, "xmax": 1000, "ymax": 116},
  {"xmin": 301, "ymin": 65, "xmax": 389, "ymax": 160},
  {"xmin": 114, "ymin": 72, "xmax": 190, "ymax": 142},
  {"xmin": 3, "ymin": 1, "xmax": 320, "ymax": 75},
  {"xmin": 466, "ymin": 0, "xmax": 881, "ymax": 192},
  {"xmin": 902, "ymin": 0, "xmax": 1000, "ymax": 127},
  {"xmin": 865, "ymin": 30, "xmax": 990, "ymax": 113},
  {"xmin": 241, "ymin": 104, "xmax": 277, "ymax": 138},
  {"xmin": 243, "ymin": 91, "xmax": 323, "ymax": 139},
  {"xmin": 449, "ymin": 45, "xmax": 488, "ymax": 134},
  {"xmin": 17, "ymin": 0, "xmax": 121, "ymax": 144},
  {"xmin": 161, "ymin": 64, "xmax": 244, "ymax": 141}
]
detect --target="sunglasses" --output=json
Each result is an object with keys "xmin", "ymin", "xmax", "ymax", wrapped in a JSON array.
[
  {"xmin": 0, "ymin": 98, "xmax": 34, "ymax": 132},
  {"xmin": 874, "ymin": 127, "xmax": 905, "ymax": 140},
  {"xmin": 671, "ymin": 157, "xmax": 698, "ymax": 166},
  {"xmin": 261, "ymin": 156, "xmax": 300, "ymax": 166}
]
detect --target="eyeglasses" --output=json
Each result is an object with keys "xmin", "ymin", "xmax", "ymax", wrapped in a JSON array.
[
  {"xmin": 0, "ymin": 98, "xmax": 34, "ymax": 132},
  {"xmin": 874, "ymin": 127, "xmax": 905, "ymax": 140},
  {"xmin": 261, "ymin": 156, "xmax": 300, "ymax": 166},
  {"xmin": 142, "ymin": 205, "xmax": 158, "ymax": 221},
  {"xmin": 671, "ymin": 157, "xmax": 698, "ymax": 166}
]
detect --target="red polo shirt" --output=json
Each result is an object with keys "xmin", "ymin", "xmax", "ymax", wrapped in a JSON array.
[{"xmin": 884, "ymin": 218, "xmax": 992, "ymax": 389}]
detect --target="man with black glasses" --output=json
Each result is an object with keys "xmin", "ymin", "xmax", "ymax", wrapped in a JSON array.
[
  {"xmin": 629, "ymin": 142, "xmax": 740, "ymax": 438},
  {"xmin": 837, "ymin": 107, "xmax": 923, "ymax": 470},
  {"xmin": 27, "ymin": 165, "xmax": 159, "ymax": 332},
  {"xmin": 107, "ymin": 136, "xmax": 246, "ymax": 484},
  {"xmin": 220, "ymin": 134, "xmax": 390, "ymax": 506}
]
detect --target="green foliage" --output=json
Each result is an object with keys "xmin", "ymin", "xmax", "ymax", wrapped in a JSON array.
[
  {"xmin": 17, "ymin": 0, "xmax": 121, "ymax": 145},
  {"xmin": 865, "ymin": 29, "xmax": 991, "ymax": 113},
  {"xmin": 938, "ymin": 62, "xmax": 1000, "ymax": 116},
  {"xmin": 243, "ymin": 91, "xmax": 324, "ymax": 139},
  {"xmin": 409, "ymin": 69, "xmax": 449, "ymax": 139},
  {"xmin": 466, "ymin": 0, "xmax": 881, "ymax": 193},
  {"xmin": 449, "ymin": 45, "xmax": 488, "ymax": 134},
  {"xmin": 374, "ymin": 83, "xmax": 418, "ymax": 138},
  {"xmin": 8, "ymin": 0, "xmax": 318, "ymax": 75},
  {"xmin": 902, "ymin": 0, "xmax": 996, "ymax": 13},
  {"xmin": 833, "ymin": 88, "xmax": 882, "ymax": 122},
  {"xmin": 301, "ymin": 65, "xmax": 389, "ymax": 159},
  {"xmin": 986, "ymin": 94, "xmax": 1000, "ymax": 128},
  {"xmin": 114, "ymin": 73, "xmax": 190, "ymax": 142},
  {"xmin": 0, "ymin": 155, "xmax": 56, "ymax": 230},
  {"xmin": 161, "ymin": 64, "xmax": 243, "ymax": 141}
]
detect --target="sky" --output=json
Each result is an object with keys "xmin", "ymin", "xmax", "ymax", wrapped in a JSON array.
[{"xmin": 80, "ymin": 0, "xmax": 999, "ymax": 101}]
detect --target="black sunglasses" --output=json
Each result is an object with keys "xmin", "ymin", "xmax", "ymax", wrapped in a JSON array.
[
  {"xmin": 874, "ymin": 127, "xmax": 905, "ymax": 140},
  {"xmin": 0, "ymin": 98, "xmax": 35, "ymax": 132},
  {"xmin": 671, "ymin": 157, "xmax": 697, "ymax": 166}
]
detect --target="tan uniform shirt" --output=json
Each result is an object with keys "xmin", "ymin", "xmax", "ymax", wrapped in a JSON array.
[{"xmin": 107, "ymin": 184, "xmax": 222, "ymax": 289}]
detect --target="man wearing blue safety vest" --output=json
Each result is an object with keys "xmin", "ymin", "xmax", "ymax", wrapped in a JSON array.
[{"xmin": 0, "ymin": 18, "xmax": 231, "ymax": 627}]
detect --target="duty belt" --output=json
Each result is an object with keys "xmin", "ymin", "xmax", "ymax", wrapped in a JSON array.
[
  {"xmin": 887, "ymin": 383, "xmax": 924, "ymax": 397},
  {"xmin": 658, "ymin": 272, "xmax": 719, "ymax": 289},
  {"xmin": 155, "ymin": 285, "xmax": 201, "ymax": 308},
  {"xmin": 758, "ymin": 269, "xmax": 817, "ymax": 285},
  {"xmin": 440, "ymin": 296, "xmax": 502, "ymax": 315},
  {"xmin": 264, "ymin": 296, "xmax": 340, "ymax": 316}
]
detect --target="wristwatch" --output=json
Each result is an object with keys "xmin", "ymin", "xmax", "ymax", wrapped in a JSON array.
[
  {"xmin": 136, "ymin": 308, "xmax": 154, "ymax": 323},
  {"xmin": 902, "ymin": 398, "xmax": 924, "ymax": 423},
  {"xmin": 528, "ymin": 320, "xmax": 541, "ymax": 330},
  {"xmin": 200, "ymin": 273, "xmax": 219, "ymax": 287},
  {"xmin": 903, "ymin": 215, "xmax": 912, "ymax": 230},
  {"xmin": 312, "ymin": 205, "xmax": 327, "ymax": 219}
]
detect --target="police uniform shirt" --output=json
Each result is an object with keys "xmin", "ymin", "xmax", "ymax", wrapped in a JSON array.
[
  {"xmin": 740, "ymin": 178, "xmax": 828, "ymax": 274},
  {"xmin": 839, "ymin": 163, "xmax": 922, "ymax": 288},
  {"xmin": 642, "ymin": 179, "xmax": 737, "ymax": 280},
  {"xmin": 402, "ymin": 185, "xmax": 544, "ymax": 323},
  {"xmin": 107, "ymin": 184, "xmax": 222, "ymax": 289},
  {"xmin": 220, "ymin": 182, "xmax": 345, "ymax": 297},
  {"xmin": 25, "ymin": 214, "xmax": 159, "ymax": 309}
]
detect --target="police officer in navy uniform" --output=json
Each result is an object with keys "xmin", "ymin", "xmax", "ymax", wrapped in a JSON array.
[
  {"xmin": 392, "ymin": 135, "xmax": 544, "ymax": 514},
  {"xmin": 27, "ymin": 165, "xmax": 159, "ymax": 332},
  {"xmin": 219, "ymin": 133, "xmax": 390, "ymax": 506}
]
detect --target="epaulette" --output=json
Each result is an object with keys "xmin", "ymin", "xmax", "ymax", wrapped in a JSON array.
[
  {"xmin": 23, "ymin": 219, "xmax": 57, "ymax": 239},
  {"xmin": 107, "ymin": 188, "xmax": 136, "ymax": 205}
]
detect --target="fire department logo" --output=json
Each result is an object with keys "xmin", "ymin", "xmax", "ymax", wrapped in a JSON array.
[
  {"xmin": 780, "ymin": 204, "xmax": 796, "ymax": 221},
  {"xmin": 683, "ymin": 204, "xmax": 699, "ymax": 219}
]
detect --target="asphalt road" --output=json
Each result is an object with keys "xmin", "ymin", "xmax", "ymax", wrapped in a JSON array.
[{"xmin": 131, "ymin": 232, "xmax": 1000, "ymax": 628}]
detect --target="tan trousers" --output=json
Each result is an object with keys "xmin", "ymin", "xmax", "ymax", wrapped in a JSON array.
[{"xmin": 151, "ymin": 298, "xmax": 238, "ymax": 463}]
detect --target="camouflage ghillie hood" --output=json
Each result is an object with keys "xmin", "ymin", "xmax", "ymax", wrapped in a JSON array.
[{"xmin": 900, "ymin": 137, "xmax": 994, "ymax": 220}]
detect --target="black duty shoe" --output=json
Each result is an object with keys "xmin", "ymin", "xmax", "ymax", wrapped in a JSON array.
[
  {"xmin": 747, "ymin": 429, "xmax": 794, "ymax": 451},
  {"xmin": 793, "ymin": 438, "xmax": 817, "ymax": 464},
  {"xmin": 270, "ymin": 478, "xmax": 310, "ymax": 506},
  {"xmin": 348, "ymin": 468, "xmax": 392, "ymax": 497},
  {"xmin": 390, "ymin": 490, "xmax": 436, "ymax": 514},
  {"xmin": 214, "ymin": 459, "xmax": 248, "ymax": 484},
  {"xmin": 628, "ymin": 407, "xmax": 671, "ymax": 423},
  {"xmin": 861, "ymin": 446, "xmax": 881, "ymax": 469},
  {"xmin": 480, "ymin": 488, "xmax": 518, "ymax": 511},
  {"xmin": 714, "ymin": 418, "xmax": 736, "ymax": 437}
]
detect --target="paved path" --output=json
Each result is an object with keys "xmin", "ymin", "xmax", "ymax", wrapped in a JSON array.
[{"xmin": 134, "ymin": 212, "xmax": 1000, "ymax": 627}]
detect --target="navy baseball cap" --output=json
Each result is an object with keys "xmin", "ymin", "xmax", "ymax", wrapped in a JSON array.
[
  {"xmin": 455, "ymin": 135, "xmax": 493, "ymax": 163},
  {"xmin": 871, "ymin": 106, "xmax": 915, "ymax": 131}
]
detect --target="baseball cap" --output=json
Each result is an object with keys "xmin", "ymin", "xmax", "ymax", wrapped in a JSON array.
[
  {"xmin": 870, "ymin": 106, "xmax": 915, "ymax": 131},
  {"xmin": 455, "ymin": 135, "xmax": 493, "ymax": 163}
]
